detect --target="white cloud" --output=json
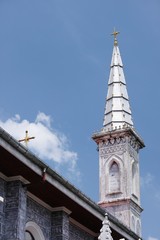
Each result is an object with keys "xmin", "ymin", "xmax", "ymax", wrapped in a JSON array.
[
  {"xmin": 155, "ymin": 191, "xmax": 160, "ymax": 202},
  {"xmin": 141, "ymin": 173, "xmax": 154, "ymax": 187},
  {"xmin": 0, "ymin": 112, "xmax": 80, "ymax": 182},
  {"xmin": 35, "ymin": 112, "xmax": 51, "ymax": 128},
  {"xmin": 141, "ymin": 172, "xmax": 160, "ymax": 205},
  {"xmin": 148, "ymin": 237, "xmax": 159, "ymax": 240}
]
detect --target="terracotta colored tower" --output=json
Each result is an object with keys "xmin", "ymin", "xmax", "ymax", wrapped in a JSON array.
[{"xmin": 92, "ymin": 31, "xmax": 145, "ymax": 237}]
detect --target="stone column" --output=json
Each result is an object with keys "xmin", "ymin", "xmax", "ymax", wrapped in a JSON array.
[
  {"xmin": 4, "ymin": 180, "xmax": 27, "ymax": 240},
  {"xmin": 0, "ymin": 177, "xmax": 6, "ymax": 239},
  {"xmin": 51, "ymin": 208, "xmax": 71, "ymax": 240}
]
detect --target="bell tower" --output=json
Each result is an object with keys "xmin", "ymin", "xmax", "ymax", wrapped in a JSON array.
[{"xmin": 92, "ymin": 30, "xmax": 145, "ymax": 237}]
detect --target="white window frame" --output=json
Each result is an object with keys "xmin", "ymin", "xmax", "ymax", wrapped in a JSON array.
[{"xmin": 25, "ymin": 221, "xmax": 45, "ymax": 240}]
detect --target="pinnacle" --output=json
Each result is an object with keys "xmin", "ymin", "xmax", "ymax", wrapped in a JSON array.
[{"xmin": 98, "ymin": 213, "xmax": 113, "ymax": 240}]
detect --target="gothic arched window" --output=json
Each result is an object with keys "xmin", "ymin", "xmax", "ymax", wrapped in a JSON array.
[
  {"xmin": 131, "ymin": 216, "xmax": 135, "ymax": 232},
  {"xmin": 136, "ymin": 220, "xmax": 141, "ymax": 236},
  {"xmin": 109, "ymin": 161, "xmax": 120, "ymax": 193},
  {"xmin": 132, "ymin": 162, "xmax": 137, "ymax": 196}
]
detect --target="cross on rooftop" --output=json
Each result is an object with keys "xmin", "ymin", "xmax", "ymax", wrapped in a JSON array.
[{"xmin": 18, "ymin": 130, "xmax": 35, "ymax": 147}]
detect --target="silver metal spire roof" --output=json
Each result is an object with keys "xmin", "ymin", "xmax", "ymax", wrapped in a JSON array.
[{"xmin": 103, "ymin": 31, "xmax": 133, "ymax": 131}]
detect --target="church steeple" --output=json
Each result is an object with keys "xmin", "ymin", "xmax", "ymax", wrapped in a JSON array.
[
  {"xmin": 92, "ymin": 31, "xmax": 145, "ymax": 237},
  {"xmin": 103, "ymin": 30, "xmax": 133, "ymax": 131}
]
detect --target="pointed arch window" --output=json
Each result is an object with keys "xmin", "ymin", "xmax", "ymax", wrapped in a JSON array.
[
  {"xmin": 109, "ymin": 161, "xmax": 120, "ymax": 193},
  {"xmin": 131, "ymin": 216, "xmax": 135, "ymax": 232},
  {"xmin": 132, "ymin": 162, "xmax": 138, "ymax": 197},
  {"xmin": 136, "ymin": 220, "xmax": 141, "ymax": 236}
]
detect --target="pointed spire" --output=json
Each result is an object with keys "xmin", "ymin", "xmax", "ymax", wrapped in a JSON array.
[
  {"xmin": 103, "ymin": 30, "xmax": 133, "ymax": 131},
  {"xmin": 98, "ymin": 213, "xmax": 113, "ymax": 240}
]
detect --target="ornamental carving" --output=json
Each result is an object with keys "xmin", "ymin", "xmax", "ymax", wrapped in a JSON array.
[
  {"xmin": 128, "ymin": 136, "xmax": 140, "ymax": 152},
  {"xmin": 128, "ymin": 145, "xmax": 138, "ymax": 161},
  {"xmin": 99, "ymin": 135, "xmax": 140, "ymax": 156},
  {"xmin": 100, "ymin": 144, "xmax": 126, "ymax": 157},
  {"xmin": 100, "ymin": 137, "xmax": 127, "ymax": 148}
]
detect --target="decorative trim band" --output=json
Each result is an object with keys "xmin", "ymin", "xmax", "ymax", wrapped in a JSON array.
[
  {"xmin": 27, "ymin": 191, "xmax": 72, "ymax": 215},
  {"xmin": 0, "ymin": 172, "xmax": 30, "ymax": 185}
]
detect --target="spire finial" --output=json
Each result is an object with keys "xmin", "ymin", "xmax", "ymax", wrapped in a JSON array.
[{"xmin": 111, "ymin": 28, "xmax": 120, "ymax": 46}]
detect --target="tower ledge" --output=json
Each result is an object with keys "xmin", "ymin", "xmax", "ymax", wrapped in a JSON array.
[
  {"xmin": 98, "ymin": 198, "xmax": 143, "ymax": 214},
  {"xmin": 92, "ymin": 127, "xmax": 145, "ymax": 150}
]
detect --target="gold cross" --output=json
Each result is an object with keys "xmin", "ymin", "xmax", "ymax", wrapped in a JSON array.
[
  {"xmin": 111, "ymin": 28, "xmax": 120, "ymax": 45},
  {"xmin": 19, "ymin": 130, "xmax": 35, "ymax": 147}
]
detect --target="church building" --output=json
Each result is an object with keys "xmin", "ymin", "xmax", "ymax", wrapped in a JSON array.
[{"xmin": 0, "ymin": 31, "xmax": 144, "ymax": 240}]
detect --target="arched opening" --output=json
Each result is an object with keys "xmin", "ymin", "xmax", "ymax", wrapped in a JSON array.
[
  {"xmin": 109, "ymin": 161, "xmax": 120, "ymax": 193},
  {"xmin": 25, "ymin": 230, "xmax": 35, "ymax": 240},
  {"xmin": 132, "ymin": 162, "xmax": 137, "ymax": 196},
  {"xmin": 136, "ymin": 220, "xmax": 141, "ymax": 236},
  {"xmin": 25, "ymin": 222, "xmax": 45, "ymax": 240},
  {"xmin": 131, "ymin": 215, "xmax": 135, "ymax": 232}
]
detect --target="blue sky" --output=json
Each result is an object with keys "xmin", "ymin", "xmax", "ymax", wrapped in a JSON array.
[{"xmin": 0, "ymin": 1, "xmax": 159, "ymax": 239}]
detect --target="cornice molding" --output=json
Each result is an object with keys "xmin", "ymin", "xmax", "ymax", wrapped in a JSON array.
[
  {"xmin": 0, "ymin": 172, "xmax": 30, "ymax": 185},
  {"xmin": 27, "ymin": 191, "xmax": 72, "ymax": 215}
]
